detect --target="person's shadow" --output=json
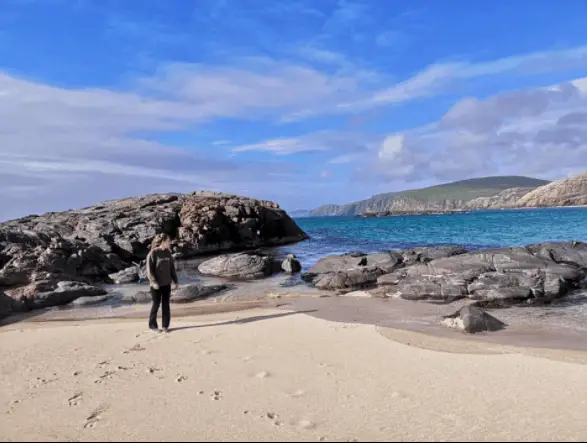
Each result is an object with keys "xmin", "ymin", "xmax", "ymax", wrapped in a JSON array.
[{"xmin": 168, "ymin": 310, "xmax": 318, "ymax": 332}]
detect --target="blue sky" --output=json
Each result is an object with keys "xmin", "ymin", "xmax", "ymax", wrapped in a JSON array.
[{"xmin": 1, "ymin": 0, "xmax": 587, "ymax": 219}]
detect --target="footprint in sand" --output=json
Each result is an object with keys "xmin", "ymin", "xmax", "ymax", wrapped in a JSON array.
[
  {"xmin": 94, "ymin": 371, "xmax": 115, "ymax": 384},
  {"xmin": 97, "ymin": 360, "xmax": 110, "ymax": 369},
  {"xmin": 254, "ymin": 371, "xmax": 271, "ymax": 379},
  {"xmin": 84, "ymin": 405, "xmax": 108, "ymax": 429},
  {"xmin": 68, "ymin": 393, "xmax": 83, "ymax": 407},
  {"xmin": 210, "ymin": 390, "xmax": 223, "ymax": 401},
  {"xmin": 290, "ymin": 389, "xmax": 306, "ymax": 398},
  {"xmin": 264, "ymin": 412, "xmax": 283, "ymax": 426},
  {"xmin": 123, "ymin": 344, "xmax": 146, "ymax": 354},
  {"xmin": 175, "ymin": 375, "xmax": 188, "ymax": 383},
  {"xmin": 293, "ymin": 419, "xmax": 317, "ymax": 430}
]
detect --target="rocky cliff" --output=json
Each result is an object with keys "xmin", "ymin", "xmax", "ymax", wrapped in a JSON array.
[
  {"xmin": 516, "ymin": 172, "xmax": 587, "ymax": 208},
  {"xmin": 311, "ymin": 176, "xmax": 549, "ymax": 216},
  {"xmin": 0, "ymin": 192, "xmax": 308, "ymax": 311}
]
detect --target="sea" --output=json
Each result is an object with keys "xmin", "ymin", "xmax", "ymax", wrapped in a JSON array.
[{"xmin": 284, "ymin": 207, "xmax": 587, "ymax": 268}]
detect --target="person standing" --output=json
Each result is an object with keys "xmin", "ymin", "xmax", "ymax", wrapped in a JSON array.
[{"xmin": 146, "ymin": 234, "xmax": 179, "ymax": 333}]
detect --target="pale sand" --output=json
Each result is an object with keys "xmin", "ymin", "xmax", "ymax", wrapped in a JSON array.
[{"xmin": 2, "ymin": 309, "xmax": 587, "ymax": 442}]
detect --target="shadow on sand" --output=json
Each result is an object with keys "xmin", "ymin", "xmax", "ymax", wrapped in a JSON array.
[{"xmin": 168, "ymin": 310, "xmax": 317, "ymax": 332}]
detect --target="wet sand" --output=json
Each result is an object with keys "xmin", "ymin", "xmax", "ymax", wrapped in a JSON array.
[{"xmin": 2, "ymin": 304, "xmax": 587, "ymax": 442}]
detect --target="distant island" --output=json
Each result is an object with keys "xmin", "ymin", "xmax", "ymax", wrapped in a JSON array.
[{"xmin": 307, "ymin": 174, "xmax": 587, "ymax": 217}]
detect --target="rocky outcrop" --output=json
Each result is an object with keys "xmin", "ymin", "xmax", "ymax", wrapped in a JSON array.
[
  {"xmin": 5, "ymin": 281, "xmax": 107, "ymax": 310},
  {"xmin": 198, "ymin": 251, "xmax": 277, "ymax": 280},
  {"xmin": 378, "ymin": 242, "xmax": 587, "ymax": 306},
  {"xmin": 171, "ymin": 284, "xmax": 228, "ymax": 303},
  {"xmin": 465, "ymin": 187, "xmax": 534, "ymax": 209},
  {"xmin": 0, "ymin": 192, "xmax": 307, "ymax": 314},
  {"xmin": 517, "ymin": 172, "xmax": 587, "ymax": 208},
  {"xmin": 302, "ymin": 247, "xmax": 467, "ymax": 291},
  {"xmin": 442, "ymin": 306, "xmax": 506, "ymax": 333}
]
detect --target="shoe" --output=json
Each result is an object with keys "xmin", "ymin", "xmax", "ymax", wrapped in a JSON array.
[
  {"xmin": 150, "ymin": 328, "xmax": 160, "ymax": 333},
  {"xmin": 162, "ymin": 328, "xmax": 170, "ymax": 334}
]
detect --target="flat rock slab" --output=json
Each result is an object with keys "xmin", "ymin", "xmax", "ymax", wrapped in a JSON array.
[{"xmin": 198, "ymin": 252, "xmax": 274, "ymax": 279}]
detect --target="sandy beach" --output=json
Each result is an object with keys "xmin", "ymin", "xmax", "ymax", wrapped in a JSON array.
[{"xmin": 2, "ymin": 304, "xmax": 587, "ymax": 442}]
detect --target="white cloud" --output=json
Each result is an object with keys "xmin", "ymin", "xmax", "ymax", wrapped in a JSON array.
[{"xmin": 373, "ymin": 77, "xmax": 587, "ymax": 182}]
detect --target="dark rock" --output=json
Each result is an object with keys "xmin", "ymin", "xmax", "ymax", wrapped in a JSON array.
[
  {"xmin": 307, "ymin": 252, "xmax": 403, "ymax": 276},
  {"xmin": 71, "ymin": 295, "xmax": 113, "ymax": 307},
  {"xmin": 375, "ymin": 242, "xmax": 587, "ymax": 306},
  {"xmin": 0, "ymin": 192, "xmax": 306, "ymax": 313},
  {"xmin": 312, "ymin": 266, "xmax": 385, "ymax": 290},
  {"xmin": 281, "ymin": 254, "xmax": 302, "ymax": 274},
  {"xmin": 0, "ymin": 292, "xmax": 13, "ymax": 319},
  {"xmin": 171, "ymin": 284, "xmax": 227, "ymax": 303},
  {"xmin": 198, "ymin": 251, "xmax": 274, "ymax": 280},
  {"xmin": 401, "ymin": 246, "xmax": 468, "ymax": 265},
  {"xmin": 442, "ymin": 306, "xmax": 506, "ymax": 333},
  {"xmin": 383, "ymin": 275, "xmax": 468, "ymax": 302},
  {"xmin": 109, "ymin": 266, "xmax": 140, "ymax": 284},
  {"xmin": 6, "ymin": 281, "xmax": 107, "ymax": 310}
]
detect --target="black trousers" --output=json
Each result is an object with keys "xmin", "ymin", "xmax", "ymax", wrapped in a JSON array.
[{"xmin": 149, "ymin": 285, "xmax": 171, "ymax": 330}]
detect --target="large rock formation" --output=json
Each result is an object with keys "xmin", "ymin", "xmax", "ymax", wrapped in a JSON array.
[
  {"xmin": 465, "ymin": 187, "xmax": 535, "ymax": 209},
  {"xmin": 0, "ymin": 192, "xmax": 307, "ymax": 313},
  {"xmin": 302, "ymin": 247, "xmax": 467, "ymax": 291},
  {"xmin": 305, "ymin": 242, "xmax": 587, "ymax": 305},
  {"xmin": 516, "ymin": 172, "xmax": 587, "ymax": 208},
  {"xmin": 379, "ymin": 242, "xmax": 587, "ymax": 306}
]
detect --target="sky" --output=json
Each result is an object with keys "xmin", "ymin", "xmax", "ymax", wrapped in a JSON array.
[{"xmin": 1, "ymin": 0, "xmax": 587, "ymax": 220}]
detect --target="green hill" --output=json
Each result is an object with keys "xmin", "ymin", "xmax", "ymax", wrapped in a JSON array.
[{"xmin": 311, "ymin": 176, "xmax": 550, "ymax": 216}]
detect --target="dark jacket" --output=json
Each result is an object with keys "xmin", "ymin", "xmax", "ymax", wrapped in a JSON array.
[{"xmin": 146, "ymin": 248, "xmax": 178, "ymax": 289}]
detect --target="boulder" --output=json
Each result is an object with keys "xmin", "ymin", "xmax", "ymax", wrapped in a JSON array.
[
  {"xmin": 442, "ymin": 306, "xmax": 506, "ymax": 333},
  {"xmin": 307, "ymin": 252, "xmax": 403, "ymax": 275},
  {"xmin": 171, "ymin": 284, "xmax": 227, "ymax": 303},
  {"xmin": 118, "ymin": 284, "xmax": 227, "ymax": 304},
  {"xmin": 281, "ymin": 254, "xmax": 302, "ymax": 274},
  {"xmin": 312, "ymin": 266, "xmax": 385, "ymax": 290},
  {"xmin": 198, "ymin": 251, "xmax": 274, "ymax": 280},
  {"xmin": 71, "ymin": 295, "xmax": 113, "ymax": 307},
  {"xmin": 6, "ymin": 281, "xmax": 107, "ymax": 310},
  {"xmin": 109, "ymin": 266, "xmax": 140, "ymax": 284}
]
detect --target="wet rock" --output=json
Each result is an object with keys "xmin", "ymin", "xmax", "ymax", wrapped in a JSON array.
[
  {"xmin": 171, "ymin": 284, "xmax": 228, "ymax": 303},
  {"xmin": 312, "ymin": 267, "xmax": 385, "ymax": 290},
  {"xmin": 198, "ymin": 251, "xmax": 274, "ymax": 280},
  {"xmin": 71, "ymin": 294, "xmax": 113, "ymax": 307},
  {"xmin": 383, "ymin": 276, "xmax": 468, "ymax": 302},
  {"xmin": 6, "ymin": 281, "xmax": 107, "ymax": 310},
  {"xmin": 119, "ymin": 290, "xmax": 152, "ymax": 304},
  {"xmin": 307, "ymin": 252, "xmax": 403, "ymax": 276},
  {"xmin": 442, "ymin": 306, "xmax": 506, "ymax": 333},
  {"xmin": 109, "ymin": 266, "xmax": 140, "ymax": 284},
  {"xmin": 281, "ymin": 254, "xmax": 302, "ymax": 274}
]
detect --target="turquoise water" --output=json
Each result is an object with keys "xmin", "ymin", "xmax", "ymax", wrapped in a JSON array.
[{"xmin": 282, "ymin": 208, "xmax": 587, "ymax": 268}]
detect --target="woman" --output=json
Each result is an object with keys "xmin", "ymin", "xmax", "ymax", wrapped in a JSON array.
[{"xmin": 146, "ymin": 234, "xmax": 179, "ymax": 333}]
